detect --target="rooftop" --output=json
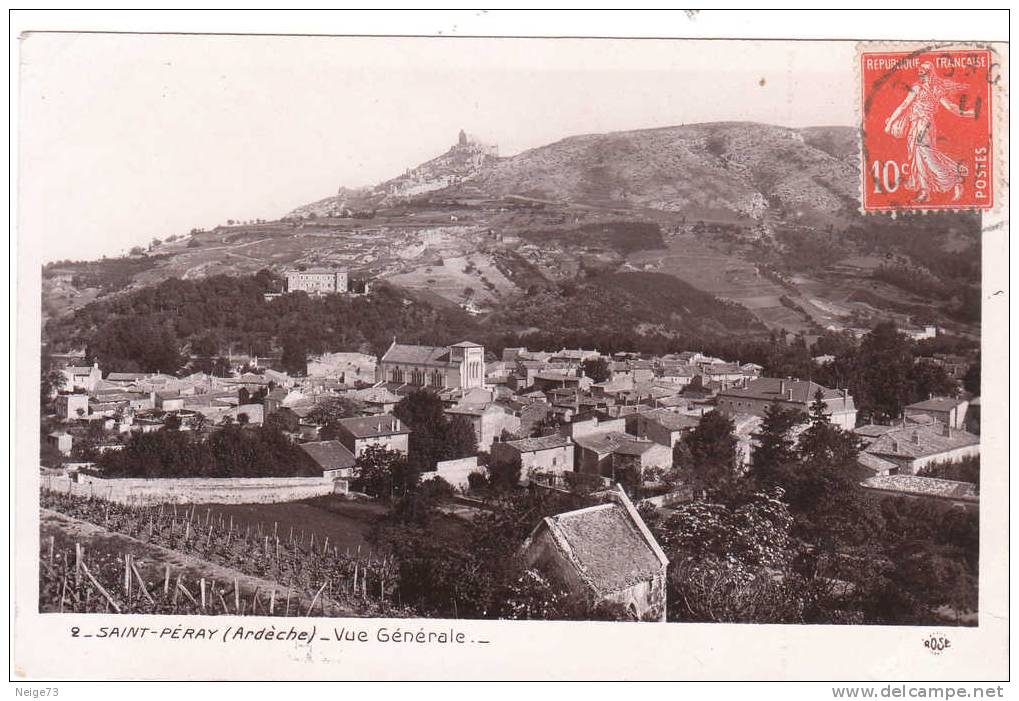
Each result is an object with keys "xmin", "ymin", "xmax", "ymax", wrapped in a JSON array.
[
  {"xmin": 861, "ymin": 474, "xmax": 978, "ymax": 502},
  {"xmin": 286, "ymin": 268, "xmax": 347, "ymax": 275},
  {"xmin": 381, "ymin": 343, "xmax": 454, "ymax": 367},
  {"xmin": 905, "ymin": 397, "xmax": 967, "ymax": 412},
  {"xmin": 299, "ymin": 441, "xmax": 356, "ymax": 471},
  {"xmin": 336, "ymin": 414, "xmax": 409, "ymax": 438},
  {"xmin": 864, "ymin": 422, "xmax": 979, "ymax": 460},
  {"xmin": 640, "ymin": 408, "xmax": 700, "ymax": 432},
  {"xmin": 718, "ymin": 377, "xmax": 847, "ymax": 404},
  {"xmin": 534, "ymin": 488, "xmax": 668, "ymax": 596},
  {"xmin": 573, "ymin": 431, "xmax": 660, "ymax": 456},
  {"xmin": 503, "ymin": 434, "xmax": 573, "ymax": 453}
]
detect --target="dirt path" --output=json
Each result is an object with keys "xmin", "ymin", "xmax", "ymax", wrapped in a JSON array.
[{"xmin": 40, "ymin": 509, "xmax": 365, "ymax": 617}]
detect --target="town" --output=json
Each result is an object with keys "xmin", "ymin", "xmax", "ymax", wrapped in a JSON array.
[{"xmin": 40, "ymin": 283, "xmax": 981, "ymax": 624}]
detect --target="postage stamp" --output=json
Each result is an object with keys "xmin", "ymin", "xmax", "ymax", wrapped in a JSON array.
[{"xmin": 859, "ymin": 46, "xmax": 995, "ymax": 211}]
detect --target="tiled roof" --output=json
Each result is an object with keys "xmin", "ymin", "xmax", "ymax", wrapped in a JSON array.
[
  {"xmin": 865, "ymin": 423, "xmax": 979, "ymax": 460},
  {"xmin": 336, "ymin": 415, "xmax": 409, "ymax": 437},
  {"xmin": 857, "ymin": 452, "xmax": 898, "ymax": 474},
  {"xmin": 641, "ymin": 409, "xmax": 700, "ymax": 432},
  {"xmin": 286, "ymin": 268, "xmax": 345, "ymax": 275},
  {"xmin": 504, "ymin": 434, "xmax": 572, "ymax": 453},
  {"xmin": 538, "ymin": 494, "xmax": 666, "ymax": 595},
  {"xmin": 300, "ymin": 441, "xmax": 356, "ymax": 471},
  {"xmin": 381, "ymin": 343, "xmax": 454, "ymax": 367},
  {"xmin": 704, "ymin": 363, "xmax": 742, "ymax": 375},
  {"xmin": 718, "ymin": 377, "xmax": 844, "ymax": 404},
  {"xmin": 861, "ymin": 474, "xmax": 978, "ymax": 502},
  {"xmin": 905, "ymin": 397, "xmax": 967, "ymax": 412},
  {"xmin": 573, "ymin": 431, "xmax": 659, "ymax": 456}
]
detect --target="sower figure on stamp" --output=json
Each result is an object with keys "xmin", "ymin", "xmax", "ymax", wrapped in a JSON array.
[{"xmin": 884, "ymin": 61, "xmax": 977, "ymax": 203}]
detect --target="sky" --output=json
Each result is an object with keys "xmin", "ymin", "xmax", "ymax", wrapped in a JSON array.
[{"xmin": 19, "ymin": 34, "xmax": 857, "ymax": 262}]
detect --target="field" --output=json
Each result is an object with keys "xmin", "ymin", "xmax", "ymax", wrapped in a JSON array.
[
  {"xmin": 39, "ymin": 489, "xmax": 405, "ymax": 617},
  {"xmin": 627, "ymin": 233, "xmax": 813, "ymax": 332},
  {"xmin": 200, "ymin": 496, "xmax": 387, "ymax": 556}
]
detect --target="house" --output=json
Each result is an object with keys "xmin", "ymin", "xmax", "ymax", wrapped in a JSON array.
[
  {"xmin": 904, "ymin": 397, "xmax": 969, "ymax": 430},
  {"xmin": 154, "ymin": 390, "xmax": 186, "ymax": 412},
  {"xmin": 285, "ymin": 268, "xmax": 349, "ymax": 295},
  {"xmin": 60, "ymin": 363, "xmax": 102, "ymax": 394},
  {"xmin": 656, "ymin": 364, "xmax": 696, "ymax": 385},
  {"xmin": 346, "ymin": 385, "xmax": 403, "ymax": 415},
  {"xmin": 490, "ymin": 434, "xmax": 575, "ymax": 479},
  {"xmin": 627, "ymin": 409, "xmax": 700, "ymax": 448},
  {"xmin": 444, "ymin": 404, "xmax": 521, "ymax": 452},
  {"xmin": 300, "ymin": 440, "xmax": 357, "ymax": 479},
  {"xmin": 55, "ymin": 393, "xmax": 90, "ymax": 420},
  {"xmin": 332, "ymin": 414, "xmax": 410, "ymax": 457},
  {"xmin": 856, "ymin": 421, "xmax": 979, "ymax": 475},
  {"xmin": 46, "ymin": 432, "xmax": 73, "ymax": 456},
  {"xmin": 103, "ymin": 372, "xmax": 152, "ymax": 389},
  {"xmin": 702, "ymin": 362, "xmax": 746, "ymax": 383},
  {"xmin": 716, "ymin": 377, "xmax": 857, "ymax": 429},
  {"xmin": 378, "ymin": 340, "xmax": 486, "ymax": 390},
  {"xmin": 572, "ymin": 431, "xmax": 672, "ymax": 480},
  {"xmin": 521, "ymin": 485, "xmax": 668, "ymax": 621}
]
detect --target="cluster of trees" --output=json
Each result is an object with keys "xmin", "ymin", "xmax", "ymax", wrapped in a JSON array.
[
  {"xmin": 500, "ymin": 272, "xmax": 765, "ymax": 346},
  {"xmin": 46, "ymin": 272, "xmax": 481, "ymax": 375},
  {"xmin": 651, "ymin": 393, "xmax": 978, "ymax": 625},
  {"xmin": 392, "ymin": 389, "xmax": 477, "ymax": 472},
  {"xmin": 96, "ymin": 423, "xmax": 319, "ymax": 478}
]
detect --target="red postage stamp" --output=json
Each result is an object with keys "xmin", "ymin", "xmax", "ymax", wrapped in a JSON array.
[{"xmin": 860, "ymin": 47, "xmax": 994, "ymax": 211}]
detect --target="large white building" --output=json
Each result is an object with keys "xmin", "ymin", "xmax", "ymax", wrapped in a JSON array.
[{"xmin": 285, "ymin": 268, "xmax": 348, "ymax": 295}]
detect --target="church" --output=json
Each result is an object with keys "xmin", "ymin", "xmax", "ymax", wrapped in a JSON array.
[{"xmin": 378, "ymin": 340, "xmax": 486, "ymax": 390}]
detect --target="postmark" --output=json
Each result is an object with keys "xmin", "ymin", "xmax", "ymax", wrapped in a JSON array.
[{"xmin": 859, "ymin": 46, "xmax": 995, "ymax": 212}]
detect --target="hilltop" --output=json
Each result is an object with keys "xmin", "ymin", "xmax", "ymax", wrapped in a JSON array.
[
  {"xmin": 43, "ymin": 122, "xmax": 981, "ymax": 342},
  {"xmin": 288, "ymin": 122, "xmax": 859, "ymax": 224}
]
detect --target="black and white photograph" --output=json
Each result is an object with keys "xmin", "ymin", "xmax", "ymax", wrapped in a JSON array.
[{"xmin": 11, "ymin": 10, "xmax": 1010, "ymax": 684}]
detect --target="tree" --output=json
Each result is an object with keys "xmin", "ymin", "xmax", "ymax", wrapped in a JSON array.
[
  {"xmin": 962, "ymin": 360, "xmax": 980, "ymax": 395},
  {"xmin": 487, "ymin": 453, "xmax": 522, "ymax": 491},
  {"xmin": 797, "ymin": 389, "xmax": 864, "ymax": 468},
  {"xmin": 352, "ymin": 444, "xmax": 418, "ymax": 500},
  {"xmin": 750, "ymin": 401, "xmax": 804, "ymax": 486},
  {"xmin": 649, "ymin": 488, "xmax": 801, "ymax": 622},
  {"xmin": 280, "ymin": 337, "xmax": 308, "ymax": 375},
  {"xmin": 265, "ymin": 407, "xmax": 299, "ymax": 433},
  {"xmin": 394, "ymin": 389, "xmax": 475, "ymax": 471},
  {"xmin": 444, "ymin": 415, "xmax": 479, "ymax": 462},
  {"xmin": 675, "ymin": 410, "xmax": 737, "ymax": 494},
  {"xmin": 581, "ymin": 357, "xmax": 611, "ymax": 384},
  {"xmin": 40, "ymin": 363, "xmax": 65, "ymax": 410},
  {"xmin": 854, "ymin": 322, "xmax": 915, "ymax": 421},
  {"xmin": 909, "ymin": 360, "xmax": 958, "ymax": 402}
]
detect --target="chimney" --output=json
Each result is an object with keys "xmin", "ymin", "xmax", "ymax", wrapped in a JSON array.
[
  {"xmin": 779, "ymin": 380, "xmax": 786, "ymax": 394},
  {"xmin": 891, "ymin": 439, "xmax": 899, "ymax": 452},
  {"xmin": 942, "ymin": 423, "xmax": 952, "ymax": 438},
  {"xmin": 785, "ymin": 389, "xmax": 793, "ymax": 401},
  {"xmin": 911, "ymin": 431, "xmax": 920, "ymax": 444}
]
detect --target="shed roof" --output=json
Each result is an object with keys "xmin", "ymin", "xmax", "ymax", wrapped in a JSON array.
[
  {"xmin": 299, "ymin": 441, "xmax": 356, "ymax": 471},
  {"xmin": 531, "ymin": 487, "xmax": 667, "ymax": 596},
  {"xmin": 905, "ymin": 397, "xmax": 967, "ymax": 412}
]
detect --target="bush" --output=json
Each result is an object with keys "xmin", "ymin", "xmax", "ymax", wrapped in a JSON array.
[{"xmin": 467, "ymin": 470, "xmax": 488, "ymax": 491}]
